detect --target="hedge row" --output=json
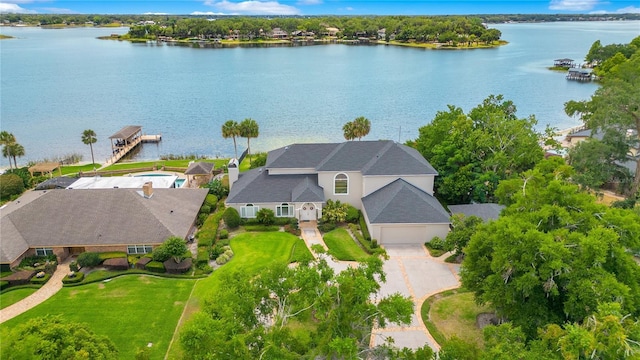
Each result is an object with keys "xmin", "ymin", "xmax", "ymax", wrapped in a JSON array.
[
  {"xmin": 197, "ymin": 210, "xmax": 224, "ymax": 248},
  {"xmin": 348, "ymin": 223, "xmax": 383, "ymax": 256},
  {"xmin": 98, "ymin": 252, "xmax": 127, "ymax": 261},
  {"xmin": 62, "ymin": 272, "xmax": 85, "ymax": 284},
  {"xmin": 145, "ymin": 261, "xmax": 165, "ymax": 273},
  {"xmin": 0, "ymin": 281, "xmax": 9, "ymax": 291},
  {"xmin": 197, "ymin": 247, "xmax": 209, "ymax": 266},
  {"xmin": 359, "ymin": 214, "xmax": 371, "ymax": 241},
  {"xmin": 30, "ymin": 273, "xmax": 51, "ymax": 285},
  {"xmin": 243, "ymin": 225, "xmax": 280, "ymax": 232}
]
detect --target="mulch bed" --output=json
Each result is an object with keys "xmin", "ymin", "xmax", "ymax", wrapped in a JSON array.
[
  {"xmin": 135, "ymin": 257, "xmax": 152, "ymax": 270},
  {"xmin": 103, "ymin": 258, "xmax": 130, "ymax": 271},
  {"xmin": 163, "ymin": 258, "xmax": 192, "ymax": 274},
  {"xmin": 1, "ymin": 270, "xmax": 36, "ymax": 286}
]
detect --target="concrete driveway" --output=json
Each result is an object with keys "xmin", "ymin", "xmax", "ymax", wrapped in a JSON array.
[{"xmin": 370, "ymin": 244, "xmax": 461, "ymax": 352}]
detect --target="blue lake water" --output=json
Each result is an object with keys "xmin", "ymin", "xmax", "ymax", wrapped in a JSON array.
[{"xmin": 1, "ymin": 21, "xmax": 639, "ymax": 167}]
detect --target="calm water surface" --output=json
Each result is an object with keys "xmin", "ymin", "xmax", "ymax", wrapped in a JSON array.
[{"xmin": 1, "ymin": 21, "xmax": 639, "ymax": 166}]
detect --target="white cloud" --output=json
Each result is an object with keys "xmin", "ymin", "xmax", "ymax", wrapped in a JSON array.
[
  {"xmin": 0, "ymin": 3, "xmax": 36, "ymax": 13},
  {"xmin": 297, "ymin": 0, "xmax": 322, "ymax": 5},
  {"xmin": 191, "ymin": 11, "xmax": 226, "ymax": 15},
  {"xmin": 346, "ymin": 6, "xmax": 354, "ymax": 11},
  {"xmin": 40, "ymin": 7, "xmax": 76, "ymax": 13},
  {"xmin": 204, "ymin": 1, "xmax": 301, "ymax": 15},
  {"xmin": 143, "ymin": 12, "xmax": 170, "ymax": 15},
  {"xmin": 549, "ymin": 0, "xmax": 600, "ymax": 11},
  {"xmin": 590, "ymin": 6, "xmax": 640, "ymax": 13}
]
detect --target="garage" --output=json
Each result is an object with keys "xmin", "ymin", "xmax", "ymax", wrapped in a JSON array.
[{"xmin": 380, "ymin": 225, "xmax": 428, "ymax": 245}]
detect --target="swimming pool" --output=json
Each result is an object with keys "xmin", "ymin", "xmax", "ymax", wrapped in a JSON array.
[{"xmin": 175, "ymin": 179, "xmax": 185, "ymax": 188}]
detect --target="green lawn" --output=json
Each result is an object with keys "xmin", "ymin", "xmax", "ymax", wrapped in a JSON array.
[
  {"xmin": 0, "ymin": 276, "xmax": 195, "ymax": 359},
  {"xmin": 59, "ymin": 163, "xmax": 100, "ymax": 176},
  {"xmin": 103, "ymin": 159, "xmax": 227, "ymax": 172},
  {"xmin": 0, "ymin": 288, "xmax": 37, "ymax": 309},
  {"xmin": 323, "ymin": 228, "xmax": 370, "ymax": 261},
  {"xmin": 166, "ymin": 231, "xmax": 303, "ymax": 359},
  {"xmin": 290, "ymin": 238, "xmax": 314, "ymax": 263},
  {"xmin": 422, "ymin": 290, "xmax": 492, "ymax": 349}
]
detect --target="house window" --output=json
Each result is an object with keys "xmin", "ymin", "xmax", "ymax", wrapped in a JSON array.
[
  {"xmin": 276, "ymin": 203, "xmax": 294, "ymax": 217},
  {"xmin": 127, "ymin": 245, "xmax": 153, "ymax": 254},
  {"xmin": 241, "ymin": 204, "xmax": 259, "ymax": 218},
  {"xmin": 35, "ymin": 248, "xmax": 53, "ymax": 256},
  {"xmin": 334, "ymin": 173, "xmax": 349, "ymax": 195}
]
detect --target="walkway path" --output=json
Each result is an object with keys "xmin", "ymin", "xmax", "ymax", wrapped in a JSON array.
[
  {"xmin": 0, "ymin": 259, "xmax": 71, "ymax": 324},
  {"xmin": 298, "ymin": 221, "xmax": 460, "ymax": 352}
]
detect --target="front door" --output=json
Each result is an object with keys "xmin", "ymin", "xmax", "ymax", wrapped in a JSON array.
[{"xmin": 299, "ymin": 203, "xmax": 317, "ymax": 221}]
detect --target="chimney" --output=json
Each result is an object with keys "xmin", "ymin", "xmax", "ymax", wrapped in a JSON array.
[
  {"xmin": 142, "ymin": 181, "xmax": 153, "ymax": 198},
  {"xmin": 227, "ymin": 158, "xmax": 239, "ymax": 190}
]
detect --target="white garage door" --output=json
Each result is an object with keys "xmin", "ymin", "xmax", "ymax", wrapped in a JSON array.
[{"xmin": 380, "ymin": 226, "xmax": 427, "ymax": 245}]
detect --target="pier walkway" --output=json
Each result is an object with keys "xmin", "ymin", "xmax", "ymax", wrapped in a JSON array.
[{"xmin": 100, "ymin": 126, "xmax": 161, "ymax": 169}]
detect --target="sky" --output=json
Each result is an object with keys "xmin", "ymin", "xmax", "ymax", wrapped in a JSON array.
[{"xmin": 1, "ymin": 0, "xmax": 640, "ymax": 16}]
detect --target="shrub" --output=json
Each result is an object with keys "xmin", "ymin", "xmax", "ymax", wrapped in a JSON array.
[
  {"xmin": 359, "ymin": 214, "xmax": 371, "ymax": 241},
  {"xmin": 197, "ymin": 248, "xmax": 209, "ymax": 265},
  {"xmin": 19, "ymin": 255, "xmax": 56, "ymax": 268},
  {"xmin": 62, "ymin": 272, "xmax": 85, "ymax": 284},
  {"xmin": 256, "ymin": 208, "xmax": 275, "ymax": 225},
  {"xmin": 196, "ymin": 263, "xmax": 213, "ymax": 274},
  {"xmin": 244, "ymin": 225, "xmax": 279, "ymax": 232},
  {"xmin": 318, "ymin": 222, "xmax": 337, "ymax": 233},
  {"xmin": 98, "ymin": 252, "xmax": 127, "ymax": 261},
  {"xmin": 210, "ymin": 244, "xmax": 225, "ymax": 260},
  {"xmin": 145, "ymin": 261, "xmax": 165, "ymax": 273},
  {"xmin": 0, "ymin": 174, "xmax": 25, "ymax": 199},
  {"xmin": 77, "ymin": 252, "xmax": 102, "ymax": 267},
  {"xmin": 223, "ymin": 249, "xmax": 234, "ymax": 259},
  {"xmin": 0, "ymin": 281, "xmax": 9, "ymax": 290},
  {"xmin": 197, "ymin": 213, "xmax": 208, "ymax": 227},
  {"xmin": 152, "ymin": 246, "xmax": 171, "ymax": 262},
  {"xmin": 216, "ymin": 254, "xmax": 229, "ymax": 265},
  {"xmin": 249, "ymin": 152, "xmax": 268, "ymax": 169},
  {"xmin": 219, "ymin": 229, "xmax": 229, "ymax": 240},
  {"xmin": 274, "ymin": 217, "xmax": 297, "ymax": 226},
  {"xmin": 223, "ymin": 207, "xmax": 241, "ymax": 229},
  {"xmin": 284, "ymin": 224, "xmax": 301, "ymax": 236},
  {"xmin": 204, "ymin": 178, "xmax": 228, "ymax": 198},
  {"xmin": 204, "ymin": 194, "xmax": 218, "ymax": 209},
  {"xmin": 69, "ymin": 261, "xmax": 79, "ymax": 272},
  {"xmin": 345, "ymin": 205, "xmax": 360, "ymax": 224},
  {"xmin": 5, "ymin": 167, "xmax": 32, "ymax": 189},
  {"xmin": 199, "ymin": 205, "xmax": 211, "ymax": 215},
  {"xmin": 30, "ymin": 273, "xmax": 51, "ymax": 284},
  {"xmin": 44, "ymin": 261, "xmax": 57, "ymax": 274},
  {"xmin": 428, "ymin": 236, "xmax": 446, "ymax": 250},
  {"xmin": 371, "ymin": 239, "xmax": 379, "ymax": 249}
]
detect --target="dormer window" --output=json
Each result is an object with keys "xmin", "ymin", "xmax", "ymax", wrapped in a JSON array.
[{"xmin": 334, "ymin": 173, "xmax": 348, "ymax": 195}]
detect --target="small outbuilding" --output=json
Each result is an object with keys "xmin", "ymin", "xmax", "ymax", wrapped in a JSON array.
[{"xmin": 184, "ymin": 162, "xmax": 216, "ymax": 187}]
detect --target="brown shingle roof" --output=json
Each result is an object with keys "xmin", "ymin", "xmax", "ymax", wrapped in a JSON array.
[
  {"xmin": 109, "ymin": 125, "xmax": 142, "ymax": 139},
  {"xmin": 184, "ymin": 162, "xmax": 215, "ymax": 175},
  {"xmin": 0, "ymin": 188, "xmax": 207, "ymax": 263}
]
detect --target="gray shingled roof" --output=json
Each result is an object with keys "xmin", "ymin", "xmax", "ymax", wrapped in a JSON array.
[
  {"xmin": 0, "ymin": 188, "xmax": 207, "ymax": 264},
  {"xmin": 226, "ymin": 169, "xmax": 324, "ymax": 204},
  {"xmin": 35, "ymin": 177, "xmax": 78, "ymax": 190},
  {"xmin": 185, "ymin": 161, "xmax": 215, "ymax": 175},
  {"xmin": 266, "ymin": 143, "xmax": 338, "ymax": 169},
  {"xmin": 109, "ymin": 125, "xmax": 142, "ymax": 139},
  {"xmin": 448, "ymin": 203, "xmax": 505, "ymax": 222},
  {"xmin": 362, "ymin": 179, "xmax": 450, "ymax": 224},
  {"xmin": 266, "ymin": 140, "xmax": 437, "ymax": 175}
]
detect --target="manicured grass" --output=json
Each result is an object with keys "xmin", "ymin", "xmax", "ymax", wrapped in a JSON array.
[
  {"xmin": 103, "ymin": 159, "xmax": 227, "ymax": 172},
  {"xmin": 422, "ymin": 290, "xmax": 492, "ymax": 349},
  {"xmin": 290, "ymin": 238, "xmax": 314, "ymax": 263},
  {"xmin": 166, "ymin": 231, "xmax": 302, "ymax": 359},
  {"xmin": 0, "ymin": 276, "xmax": 195, "ymax": 359},
  {"xmin": 60, "ymin": 163, "xmax": 100, "ymax": 175},
  {"xmin": 323, "ymin": 228, "xmax": 370, "ymax": 261},
  {"xmin": 0, "ymin": 288, "xmax": 37, "ymax": 309}
]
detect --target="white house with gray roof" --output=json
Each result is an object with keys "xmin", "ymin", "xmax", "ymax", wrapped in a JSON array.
[{"xmin": 226, "ymin": 140, "xmax": 451, "ymax": 245}]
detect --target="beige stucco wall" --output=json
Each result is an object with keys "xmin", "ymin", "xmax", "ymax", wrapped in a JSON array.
[
  {"xmin": 227, "ymin": 202, "xmax": 323, "ymax": 220},
  {"xmin": 318, "ymin": 171, "xmax": 364, "ymax": 209},
  {"xmin": 362, "ymin": 175, "xmax": 435, "ymax": 196}
]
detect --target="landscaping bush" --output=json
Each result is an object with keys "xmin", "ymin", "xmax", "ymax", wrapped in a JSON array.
[
  {"xmin": 103, "ymin": 258, "xmax": 129, "ymax": 270},
  {"xmin": 18, "ymin": 255, "xmax": 56, "ymax": 268},
  {"xmin": 197, "ymin": 210, "xmax": 224, "ymax": 247},
  {"xmin": 152, "ymin": 246, "xmax": 171, "ymax": 262},
  {"xmin": 219, "ymin": 229, "xmax": 229, "ymax": 240},
  {"xmin": 371, "ymin": 239, "xmax": 379, "ymax": 249},
  {"xmin": 30, "ymin": 273, "xmax": 51, "ymax": 284},
  {"xmin": 222, "ymin": 207, "xmax": 241, "ymax": 229},
  {"xmin": 223, "ymin": 249, "xmax": 234, "ymax": 259},
  {"xmin": 0, "ymin": 280, "xmax": 9, "ymax": 291},
  {"xmin": 163, "ymin": 258, "xmax": 192, "ymax": 274},
  {"xmin": 98, "ymin": 252, "xmax": 127, "ymax": 261},
  {"xmin": 69, "ymin": 261, "xmax": 79, "ymax": 272},
  {"xmin": 216, "ymin": 254, "xmax": 230, "ymax": 265},
  {"xmin": 135, "ymin": 257, "xmax": 152, "ymax": 270},
  {"xmin": 428, "ymin": 236, "xmax": 446, "ymax": 250},
  {"xmin": 197, "ymin": 213, "xmax": 208, "ymax": 227},
  {"xmin": 145, "ymin": 261, "xmax": 165, "ymax": 273},
  {"xmin": 244, "ymin": 225, "xmax": 279, "ymax": 232},
  {"xmin": 197, "ymin": 248, "xmax": 209, "ymax": 265},
  {"xmin": 196, "ymin": 262, "xmax": 213, "ymax": 274},
  {"xmin": 359, "ymin": 214, "xmax": 371, "ymax": 241},
  {"xmin": 284, "ymin": 224, "xmax": 301, "ymax": 236},
  {"xmin": 5, "ymin": 167, "xmax": 33, "ymax": 189},
  {"xmin": 204, "ymin": 178, "xmax": 228, "ymax": 198},
  {"xmin": 318, "ymin": 222, "xmax": 337, "ymax": 233},
  {"xmin": 199, "ymin": 205, "xmax": 211, "ymax": 215},
  {"xmin": 0, "ymin": 173, "xmax": 25, "ymax": 199},
  {"xmin": 274, "ymin": 217, "xmax": 297, "ymax": 226},
  {"xmin": 43, "ymin": 261, "xmax": 57, "ymax": 274},
  {"xmin": 345, "ymin": 205, "xmax": 360, "ymax": 224},
  {"xmin": 210, "ymin": 244, "xmax": 225, "ymax": 260},
  {"xmin": 204, "ymin": 194, "xmax": 218, "ymax": 209},
  {"xmin": 256, "ymin": 208, "xmax": 275, "ymax": 225},
  {"xmin": 77, "ymin": 252, "xmax": 102, "ymax": 267},
  {"xmin": 62, "ymin": 271, "xmax": 85, "ymax": 284}
]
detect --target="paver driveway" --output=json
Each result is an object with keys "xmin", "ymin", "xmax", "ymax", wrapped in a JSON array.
[{"xmin": 371, "ymin": 244, "xmax": 461, "ymax": 352}]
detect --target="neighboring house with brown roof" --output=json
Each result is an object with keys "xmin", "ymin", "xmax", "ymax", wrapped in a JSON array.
[
  {"xmin": 0, "ymin": 186, "xmax": 207, "ymax": 269},
  {"xmin": 226, "ymin": 140, "xmax": 450, "ymax": 245}
]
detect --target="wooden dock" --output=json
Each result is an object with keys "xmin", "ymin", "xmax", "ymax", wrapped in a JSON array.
[{"xmin": 100, "ymin": 126, "xmax": 162, "ymax": 169}]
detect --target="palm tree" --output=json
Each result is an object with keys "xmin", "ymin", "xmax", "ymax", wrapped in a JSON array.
[
  {"xmin": 81, "ymin": 129, "xmax": 98, "ymax": 169},
  {"xmin": 352, "ymin": 116, "xmax": 371, "ymax": 141},
  {"xmin": 239, "ymin": 118, "xmax": 259, "ymax": 165},
  {"xmin": 343, "ymin": 121, "xmax": 356, "ymax": 141},
  {"xmin": 5, "ymin": 143, "xmax": 25, "ymax": 168},
  {"xmin": 0, "ymin": 131, "xmax": 17, "ymax": 169},
  {"xmin": 221, "ymin": 120, "xmax": 240, "ymax": 159}
]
